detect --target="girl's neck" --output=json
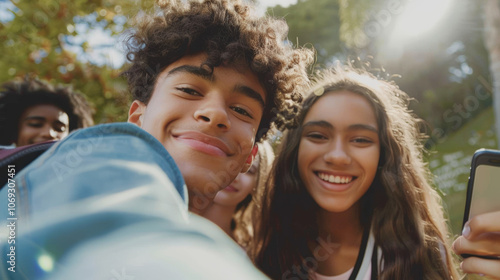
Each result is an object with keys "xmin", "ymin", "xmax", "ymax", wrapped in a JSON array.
[
  {"xmin": 311, "ymin": 203, "xmax": 366, "ymax": 276},
  {"xmin": 317, "ymin": 203, "xmax": 364, "ymax": 244},
  {"xmin": 203, "ymin": 203, "xmax": 237, "ymax": 238}
]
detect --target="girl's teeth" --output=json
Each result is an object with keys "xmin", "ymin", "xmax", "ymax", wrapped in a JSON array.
[{"xmin": 318, "ymin": 173, "xmax": 353, "ymax": 184}]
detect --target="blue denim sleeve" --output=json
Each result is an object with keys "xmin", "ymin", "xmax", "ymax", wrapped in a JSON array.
[{"xmin": 0, "ymin": 123, "xmax": 267, "ymax": 279}]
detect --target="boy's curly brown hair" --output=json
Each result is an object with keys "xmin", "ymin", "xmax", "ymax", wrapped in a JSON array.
[{"xmin": 122, "ymin": 0, "xmax": 314, "ymax": 141}]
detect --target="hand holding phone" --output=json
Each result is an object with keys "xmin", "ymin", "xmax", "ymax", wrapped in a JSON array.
[
  {"xmin": 460, "ymin": 149, "xmax": 500, "ymax": 260},
  {"xmin": 463, "ymin": 149, "xmax": 500, "ymax": 226},
  {"xmin": 453, "ymin": 211, "xmax": 500, "ymax": 278}
]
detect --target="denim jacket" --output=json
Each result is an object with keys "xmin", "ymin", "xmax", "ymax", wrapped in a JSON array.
[{"xmin": 0, "ymin": 123, "xmax": 267, "ymax": 279}]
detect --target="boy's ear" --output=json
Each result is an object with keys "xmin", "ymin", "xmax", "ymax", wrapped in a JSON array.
[
  {"xmin": 241, "ymin": 145, "xmax": 259, "ymax": 173},
  {"xmin": 128, "ymin": 100, "xmax": 146, "ymax": 127}
]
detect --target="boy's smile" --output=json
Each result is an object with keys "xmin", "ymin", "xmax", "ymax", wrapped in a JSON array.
[
  {"xmin": 174, "ymin": 130, "xmax": 233, "ymax": 157},
  {"xmin": 17, "ymin": 104, "xmax": 70, "ymax": 146},
  {"xmin": 128, "ymin": 53, "xmax": 266, "ymax": 207}
]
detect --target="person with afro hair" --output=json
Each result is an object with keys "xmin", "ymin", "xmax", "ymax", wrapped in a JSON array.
[{"xmin": 0, "ymin": 77, "xmax": 94, "ymax": 147}]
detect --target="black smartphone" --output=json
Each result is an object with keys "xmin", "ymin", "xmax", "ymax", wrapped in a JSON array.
[{"xmin": 462, "ymin": 148, "xmax": 500, "ymax": 259}]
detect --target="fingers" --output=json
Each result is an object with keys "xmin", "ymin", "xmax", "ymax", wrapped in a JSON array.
[
  {"xmin": 453, "ymin": 235, "xmax": 500, "ymax": 257},
  {"xmin": 455, "ymin": 212, "xmax": 500, "ymax": 279},
  {"xmin": 465, "ymin": 211, "xmax": 500, "ymax": 240},
  {"xmin": 461, "ymin": 257, "xmax": 500, "ymax": 280}
]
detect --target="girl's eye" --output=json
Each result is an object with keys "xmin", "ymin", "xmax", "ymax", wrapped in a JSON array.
[
  {"xmin": 176, "ymin": 87, "xmax": 201, "ymax": 96},
  {"xmin": 231, "ymin": 106, "xmax": 253, "ymax": 119},
  {"xmin": 306, "ymin": 133, "xmax": 327, "ymax": 140},
  {"xmin": 352, "ymin": 137, "xmax": 373, "ymax": 144}
]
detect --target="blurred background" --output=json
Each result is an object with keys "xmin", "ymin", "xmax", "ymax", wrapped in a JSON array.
[{"xmin": 0, "ymin": 0, "xmax": 498, "ymax": 276}]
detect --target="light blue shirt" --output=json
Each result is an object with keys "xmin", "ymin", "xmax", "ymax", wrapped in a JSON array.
[{"xmin": 0, "ymin": 123, "xmax": 267, "ymax": 279}]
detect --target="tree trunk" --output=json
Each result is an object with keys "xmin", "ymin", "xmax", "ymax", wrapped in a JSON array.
[{"xmin": 484, "ymin": 0, "xmax": 500, "ymax": 148}]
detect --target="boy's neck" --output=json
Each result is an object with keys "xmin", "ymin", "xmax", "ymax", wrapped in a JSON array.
[
  {"xmin": 188, "ymin": 191, "xmax": 214, "ymax": 215},
  {"xmin": 202, "ymin": 203, "xmax": 237, "ymax": 238}
]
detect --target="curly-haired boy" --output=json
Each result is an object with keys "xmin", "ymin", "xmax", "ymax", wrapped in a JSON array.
[{"xmin": 0, "ymin": 0, "xmax": 313, "ymax": 279}]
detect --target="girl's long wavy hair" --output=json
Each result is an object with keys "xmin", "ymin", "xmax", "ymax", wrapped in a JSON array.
[
  {"xmin": 232, "ymin": 141, "xmax": 275, "ymax": 250},
  {"xmin": 253, "ymin": 65, "xmax": 460, "ymax": 280}
]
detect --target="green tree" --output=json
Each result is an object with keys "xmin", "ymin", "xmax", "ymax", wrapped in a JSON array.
[
  {"xmin": 0, "ymin": 0, "xmax": 154, "ymax": 123},
  {"xmin": 266, "ymin": 0, "xmax": 342, "ymax": 67},
  {"xmin": 484, "ymin": 0, "xmax": 500, "ymax": 148},
  {"xmin": 268, "ymin": 0, "xmax": 491, "ymax": 141}
]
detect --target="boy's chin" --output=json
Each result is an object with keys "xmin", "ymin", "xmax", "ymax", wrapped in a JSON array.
[{"xmin": 185, "ymin": 179, "xmax": 225, "ymax": 213}]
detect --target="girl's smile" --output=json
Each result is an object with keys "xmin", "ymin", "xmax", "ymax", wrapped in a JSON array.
[{"xmin": 298, "ymin": 90, "xmax": 380, "ymax": 213}]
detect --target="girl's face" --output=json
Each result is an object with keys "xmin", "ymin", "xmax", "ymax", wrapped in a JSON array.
[
  {"xmin": 213, "ymin": 155, "xmax": 260, "ymax": 207},
  {"xmin": 298, "ymin": 90, "xmax": 380, "ymax": 213}
]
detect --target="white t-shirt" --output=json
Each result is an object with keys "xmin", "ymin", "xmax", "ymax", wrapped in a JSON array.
[
  {"xmin": 315, "ymin": 267, "xmax": 371, "ymax": 280},
  {"xmin": 314, "ymin": 230, "xmax": 378, "ymax": 280}
]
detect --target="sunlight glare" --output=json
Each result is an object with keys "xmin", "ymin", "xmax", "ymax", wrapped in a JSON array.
[
  {"xmin": 392, "ymin": 0, "xmax": 452, "ymax": 40},
  {"xmin": 37, "ymin": 254, "xmax": 54, "ymax": 272}
]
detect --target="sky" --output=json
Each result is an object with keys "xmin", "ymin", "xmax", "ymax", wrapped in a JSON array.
[
  {"xmin": 74, "ymin": 0, "xmax": 299, "ymax": 68},
  {"xmin": 0, "ymin": 0, "xmax": 14, "ymax": 22}
]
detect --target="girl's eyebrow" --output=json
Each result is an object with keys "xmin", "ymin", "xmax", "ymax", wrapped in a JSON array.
[
  {"xmin": 302, "ymin": 120, "xmax": 333, "ymax": 129},
  {"xmin": 348, "ymin": 124, "xmax": 378, "ymax": 133},
  {"xmin": 303, "ymin": 120, "xmax": 378, "ymax": 133}
]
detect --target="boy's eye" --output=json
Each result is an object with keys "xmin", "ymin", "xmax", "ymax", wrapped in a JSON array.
[
  {"xmin": 53, "ymin": 124, "xmax": 67, "ymax": 133},
  {"xmin": 27, "ymin": 122, "xmax": 43, "ymax": 128},
  {"xmin": 176, "ymin": 87, "xmax": 201, "ymax": 96},
  {"xmin": 231, "ymin": 106, "xmax": 253, "ymax": 119}
]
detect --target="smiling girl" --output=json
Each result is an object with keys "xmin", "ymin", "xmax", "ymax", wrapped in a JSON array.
[
  {"xmin": 203, "ymin": 141, "xmax": 275, "ymax": 250},
  {"xmin": 254, "ymin": 65, "xmax": 460, "ymax": 279}
]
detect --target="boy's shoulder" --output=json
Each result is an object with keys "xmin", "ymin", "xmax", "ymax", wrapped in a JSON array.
[
  {"xmin": 0, "ymin": 141, "xmax": 57, "ymax": 188},
  {"xmin": 1, "ymin": 122, "xmax": 187, "ymax": 213}
]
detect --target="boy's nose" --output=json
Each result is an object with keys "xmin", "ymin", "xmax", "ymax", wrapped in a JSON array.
[
  {"xmin": 39, "ymin": 126, "xmax": 58, "ymax": 140},
  {"xmin": 194, "ymin": 97, "xmax": 231, "ymax": 130}
]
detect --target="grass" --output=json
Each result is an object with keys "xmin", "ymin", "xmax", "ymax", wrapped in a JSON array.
[
  {"xmin": 426, "ymin": 106, "xmax": 497, "ymax": 279},
  {"xmin": 427, "ymin": 106, "xmax": 497, "ymax": 235}
]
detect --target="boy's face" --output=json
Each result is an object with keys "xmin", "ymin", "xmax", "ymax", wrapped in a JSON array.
[
  {"xmin": 128, "ymin": 53, "xmax": 266, "ymax": 209},
  {"xmin": 17, "ymin": 104, "xmax": 69, "ymax": 146}
]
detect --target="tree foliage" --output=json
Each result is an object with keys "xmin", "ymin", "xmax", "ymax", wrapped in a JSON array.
[
  {"xmin": 266, "ymin": 0, "xmax": 492, "ymax": 145},
  {"xmin": 0, "ymin": 0, "xmax": 154, "ymax": 123},
  {"xmin": 267, "ymin": 0, "xmax": 342, "ymax": 67},
  {"xmin": 483, "ymin": 0, "xmax": 500, "ymax": 148}
]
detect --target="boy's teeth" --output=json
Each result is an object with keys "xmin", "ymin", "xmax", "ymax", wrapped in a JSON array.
[{"xmin": 318, "ymin": 172, "xmax": 353, "ymax": 184}]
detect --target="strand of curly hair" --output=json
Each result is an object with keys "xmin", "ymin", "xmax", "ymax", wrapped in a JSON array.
[{"xmin": 121, "ymin": 0, "xmax": 314, "ymax": 141}]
